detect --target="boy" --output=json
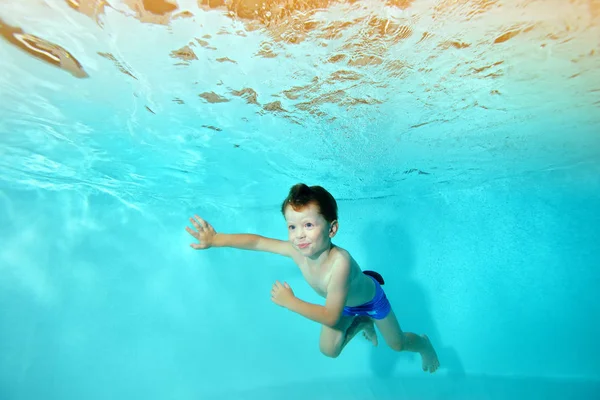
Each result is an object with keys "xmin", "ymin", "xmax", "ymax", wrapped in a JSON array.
[{"xmin": 185, "ymin": 183, "xmax": 439, "ymax": 372}]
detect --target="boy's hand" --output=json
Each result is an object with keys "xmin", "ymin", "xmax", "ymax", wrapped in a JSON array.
[
  {"xmin": 186, "ymin": 215, "xmax": 217, "ymax": 249},
  {"xmin": 271, "ymin": 280, "xmax": 295, "ymax": 308}
]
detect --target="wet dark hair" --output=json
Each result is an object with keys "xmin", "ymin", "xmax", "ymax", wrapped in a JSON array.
[{"xmin": 281, "ymin": 183, "xmax": 338, "ymax": 223}]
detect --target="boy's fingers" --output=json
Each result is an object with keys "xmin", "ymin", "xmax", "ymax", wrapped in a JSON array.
[
  {"xmin": 189, "ymin": 218, "xmax": 201, "ymax": 230},
  {"xmin": 194, "ymin": 215, "xmax": 208, "ymax": 228}
]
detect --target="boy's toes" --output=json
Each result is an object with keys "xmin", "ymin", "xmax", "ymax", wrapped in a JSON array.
[{"xmin": 362, "ymin": 324, "xmax": 378, "ymax": 346}]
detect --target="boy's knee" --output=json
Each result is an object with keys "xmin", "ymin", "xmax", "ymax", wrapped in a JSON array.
[
  {"xmin": 319, "ymin": 342, "xmax": 341, "ymax": 358},
  {"xmin": 389, "ymin": 340, "xmax": 403, "ymax": 352},
  {"xmin": 319, "ymin": 326, "xmax": 346, "ymax": 358},
  {"xmin": 388, "ymin": 333, "xmax": 406, "ymax": 352}
]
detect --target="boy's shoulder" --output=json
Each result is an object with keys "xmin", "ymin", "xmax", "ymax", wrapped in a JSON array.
[{"xmin": 330, "ymin": 245, "xmax": 353, "ymax": 266}]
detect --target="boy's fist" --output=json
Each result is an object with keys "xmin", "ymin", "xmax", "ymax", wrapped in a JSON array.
[{"xmin": 271, "ymin": 280, "xmax": 295, "ymax": 308}]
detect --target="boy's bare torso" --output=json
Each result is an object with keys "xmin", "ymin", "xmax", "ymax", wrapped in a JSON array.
[{"xmin": 291, "ymin": 244, "xmax": 376, "ymax": 307}]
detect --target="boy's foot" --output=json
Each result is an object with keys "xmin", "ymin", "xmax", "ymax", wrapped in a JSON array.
[
  {"xmin": 420, "ymin": 334, "xmax": 440, "ymax": 373},
  {"xmin": 362, "ymin": 320, "xmax": 378, "ymax": 346}
]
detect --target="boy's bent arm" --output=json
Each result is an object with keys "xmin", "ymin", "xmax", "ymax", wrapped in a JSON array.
[
  {"xmin": 213, "ymin": 233, "xmax": 294, "ymax": 258},
  {"xmin": 286, "ymin": 257, "xmax": 350, "ymax": 327}
]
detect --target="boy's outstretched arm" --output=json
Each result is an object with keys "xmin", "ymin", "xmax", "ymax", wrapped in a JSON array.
[
  {"xmin": 271, "ymin": 257, "xmax": 350, "ymax": 327},
  {"xmin": 186, "ymin": 215, "xmax": 295, "ymax": 258}
]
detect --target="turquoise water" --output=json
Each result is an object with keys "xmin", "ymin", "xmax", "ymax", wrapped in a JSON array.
[{"xmin": 1, "ymin": 0, "xmax": 600, "ymax": 399}]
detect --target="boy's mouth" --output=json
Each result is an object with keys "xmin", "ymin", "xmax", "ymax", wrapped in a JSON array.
[{"xmin": 298, "ymin": 243, "xmax": 310, "ymax": 249}]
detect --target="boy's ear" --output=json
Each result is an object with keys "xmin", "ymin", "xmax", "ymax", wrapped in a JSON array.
[{"xmin": 329, "ymin": 220, "xmax": 338, "ymax": 237}]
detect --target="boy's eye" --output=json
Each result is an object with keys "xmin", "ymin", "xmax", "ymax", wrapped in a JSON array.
[
  {"xmin": 306, "ymin": 223, "xmax": 313, "ymax": 227},
  {"xmin": 288, "ymin": 225, "xmax": 295, "ymax": 230}
]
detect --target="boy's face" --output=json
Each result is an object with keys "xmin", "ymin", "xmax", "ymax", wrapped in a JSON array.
[{"xmin": 284, "ymin": 202, "xmax": 337, "ymax": 257}]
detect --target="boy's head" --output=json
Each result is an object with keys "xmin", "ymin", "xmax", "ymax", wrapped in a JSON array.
[
  {"xmin": 280, "ymin": 183, "xmax": 338, "ymax": 223},
  {"xmin": 281, "ymin": 184, "xmax": 339, "ymax": 255}
]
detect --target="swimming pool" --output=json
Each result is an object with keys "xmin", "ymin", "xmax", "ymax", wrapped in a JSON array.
[{"xmin": 1, "ymin": 0, "xmax": 599, "ymax": 399}]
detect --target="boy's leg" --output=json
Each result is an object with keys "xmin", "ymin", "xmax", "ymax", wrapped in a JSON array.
[
  {"xmin": 319, "ymin": 315, "xmax": 377, "ymax": 358},
  {"xmin": 374, "ymin": 309, "xmax": 440, "ymax": 373}
]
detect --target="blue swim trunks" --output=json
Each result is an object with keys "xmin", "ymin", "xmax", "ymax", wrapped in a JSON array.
[{"xmin": 342, "ymin": 271, "xmax": 391, "ymax": 320}]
